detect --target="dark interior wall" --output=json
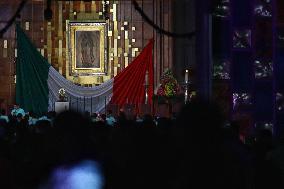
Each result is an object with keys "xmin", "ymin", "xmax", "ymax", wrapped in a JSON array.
[
  {"xmin": 0, "ymin": 1, "xmax": 22, "ymax": 112},
  {"xmin": 172, "ymin": 0, "xmax": 196, "ymax": 83}
]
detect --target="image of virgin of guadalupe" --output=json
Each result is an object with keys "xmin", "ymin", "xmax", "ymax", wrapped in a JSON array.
[{"xmin": 76, "ymin": 31, "xmax": 100, "ymax": 68}]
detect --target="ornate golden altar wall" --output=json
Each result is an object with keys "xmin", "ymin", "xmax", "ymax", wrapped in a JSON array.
[{"xmin": 0, "ymin": 0, "xmax": 173, "ymax": 108}]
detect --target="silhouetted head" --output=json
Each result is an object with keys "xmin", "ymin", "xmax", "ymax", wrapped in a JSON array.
[
  {"xmin": 0, "ymin": 109, "xmax": 5, "ymax": 115},
  {"xmin": 53, "ymin": 110, "xmax": 90, "ymax": 131},
  {"xmin": 142, "ymin": 114, "xmax": 156, "ymax": 128},
  {"xmin": 107, "ymin": 109, "xmax": 113, "ymax": 115},
  {"xmin": 176, "ymin": 100, "xmax": 225, "ymax": 129},
  {"xmin": 13, "ymin": 103, "xmax": 20, "ymax": 110}
]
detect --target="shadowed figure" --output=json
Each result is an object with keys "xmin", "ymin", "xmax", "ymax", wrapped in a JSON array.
[
  {"xmin": 172, "ymin": 100, "xmax": 254, "ymax": 189},
  {"xmin": 253, "ymin": 129, "xmax": 282, "ymax": 189},
  {"xmin": 1, "ymin": 102, "xmax": 284, "ymax": 189},
  {"xmin": 38, "ymin": 111, "xmax": 105, "ymax": 189}
]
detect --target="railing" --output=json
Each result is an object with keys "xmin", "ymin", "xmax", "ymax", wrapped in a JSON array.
[{"xmin": 53, "ymin": 96, "xmax": 185, "ymax": 118}]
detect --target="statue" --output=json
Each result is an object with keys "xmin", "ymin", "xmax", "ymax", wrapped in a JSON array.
[{"xmin": 58, "ymin": 88, "xmax": 67, "ymax": 102}]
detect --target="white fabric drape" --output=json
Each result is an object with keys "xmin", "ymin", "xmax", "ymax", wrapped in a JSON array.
[{"xmin": 48, "ymin": 66, "xmax": 113, "ymax": 113}]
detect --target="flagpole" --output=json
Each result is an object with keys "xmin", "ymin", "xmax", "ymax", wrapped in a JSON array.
[
  {"xmin": 145, "ymin": 70, "xmax": 149, "ymax": 104},
  {"xmin": 151, "ymin": 38, "xmax": 154, "ymax": 116}
]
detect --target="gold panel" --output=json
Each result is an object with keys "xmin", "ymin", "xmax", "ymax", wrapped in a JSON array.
[
  {"xmin": 55, "ymin": 48, "xmax": 59, "ymax": 57},
  {"xmin": 41, "ymin": 49, "xmax": 45, "ymax": 57},
  {"xmin": 58, "ymin": 1, "xmax": 63, "ymax": 38},
  {"xmin": 124, "ymin": 31, "xmax": 128, "ymax": 39},
  {"xmin": 65, "ymin": 21, "xmax": 70, "ymax": 77},
  {"xmin": 114, "ymin": 67, "xmax": 117, "ymax": 76},
  {"xmin": 132, "ymin": 48, "xmax": 138, "ymax": 57},
  {"xmin": 114, "ymin": 39, "xmax": 118, "ymax": 56},
  {"xmin": 58, "ymin": 2, "xmax": 63, "ymax": 74},
  {"xmin": 3, "ymin": 49, "xmax": 7, "ymax": 58},
  {"xmin": 113, "ymin": 21, "xmax": 118, "ymax": 38},
  {"xmin": 91, "ymin": 1, "xmax": 96, "ymax": 12},
  {"xmin": 48, "ymin": 54, "xmax": 52, "ymax": 64},
  {"xmin": 69, "ymin": 1, "xmax": 74, "ymax": 20},
  {"xmin": 125, "ymin": 39, "xmax": 129, "ymax": 53},
  {"xmin": 112, "ymin": 4, "xmax": 117, "ymax": 21},
  {"xmin": 77, "ymin": 13, "xmax": 99, "ymax": 20},
  {"xmin": 132, "ymin": 48, "xmax": 135, "ymax": 58},
  {"xmin": 3, "ymin": 40, "xmax": 7, "ymax": 48},
  {"xmin": 80, "ymin": 1, "xmax": 85, "ymax": 12},
  {"xmin": 97, "ymin": 76, "xmax": 104, "ymax": 83},
  {"xmin": 118, "ymin": 47, "xmax": 122, "ymax": 55},
  {"xmin": 114, "ymin": 56, "xmax": 118, "ymax": 67},
  {"xmin": 58, "ymin": 40, "xmax": 63, "ymax": 74},
  {"xmin": 110, "ymin": 48, "xmax": 114, "ymax": 53},
  {"xmin": 25, "ymin": 22, "xmax": 29, "ymax": 31},
  {"xmin": 103, "ymin": 75, "xmax": 111, "ymax": 82},
  {"xmin": 125, "ymin": 56, "xmax": 129, "ymax": 68},
  {"xmin": 47, "ymin": 22, "xmax": 52, "ymax": 64}
]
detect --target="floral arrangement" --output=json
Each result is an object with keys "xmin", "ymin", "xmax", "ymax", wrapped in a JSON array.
[{"xmin": 156, "ymin": 69, "xmax": 182, "ymax": 98}]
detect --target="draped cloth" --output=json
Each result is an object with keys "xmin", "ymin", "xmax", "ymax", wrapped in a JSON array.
[
  {"xmin": 16, "ymin": 24, "xmax": 154, "ymax": 115},
  {"xmin": 111, "ymin": 38, "xmax": 154, "ymax": 106},
  {"xmin": 47, "ymin": 67, "xmax": 113, "ymax": 113},
  {"xmin": 16, "ymin": 24, "xmax": 50, "ymax": 116}
]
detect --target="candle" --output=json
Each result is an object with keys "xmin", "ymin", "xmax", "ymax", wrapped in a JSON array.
[
  {"xmin": 185, "ymin": 69, "xmax": 189, "ymax": 83},
  {"xmin": 145, "ymin": 70, "xmax": 149, "ymax": 85}
]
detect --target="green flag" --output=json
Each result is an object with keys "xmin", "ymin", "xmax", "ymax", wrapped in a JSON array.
[{"xmin": 16, "ymin": 24, "xmax": 50, "ymax": 116}]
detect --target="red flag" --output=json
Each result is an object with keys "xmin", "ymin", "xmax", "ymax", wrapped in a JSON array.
[{"xmin": 111, "ymin": 39, "xmax": 154, "ymax": 107}]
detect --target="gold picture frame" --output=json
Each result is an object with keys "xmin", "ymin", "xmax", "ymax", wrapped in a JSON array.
[{"xmin": 67, "ymin": 21, "xmax": 108, "ymax": 78}]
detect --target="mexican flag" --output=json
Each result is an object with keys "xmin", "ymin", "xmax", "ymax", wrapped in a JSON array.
[{"xmin": 16, "ymin": 24, "xmax": 154, "ymax": 116}]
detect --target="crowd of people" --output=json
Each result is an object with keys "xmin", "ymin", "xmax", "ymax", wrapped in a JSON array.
[
  {"xmin": 0, "ymin": 100, "xmax": 283, "ymax": 189},
  {"xmin": 0, "ymin": 104, "xmax": 118, "ymax": 127}
]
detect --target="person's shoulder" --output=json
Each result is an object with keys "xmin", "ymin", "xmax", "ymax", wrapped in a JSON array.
[
  {"xmin": 19, "ymin": 108, "xmax": 25, "ymax": 114},
  {"xmin": 0, "ymin": 115, "xmax": 9, "ymax": 122}
]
